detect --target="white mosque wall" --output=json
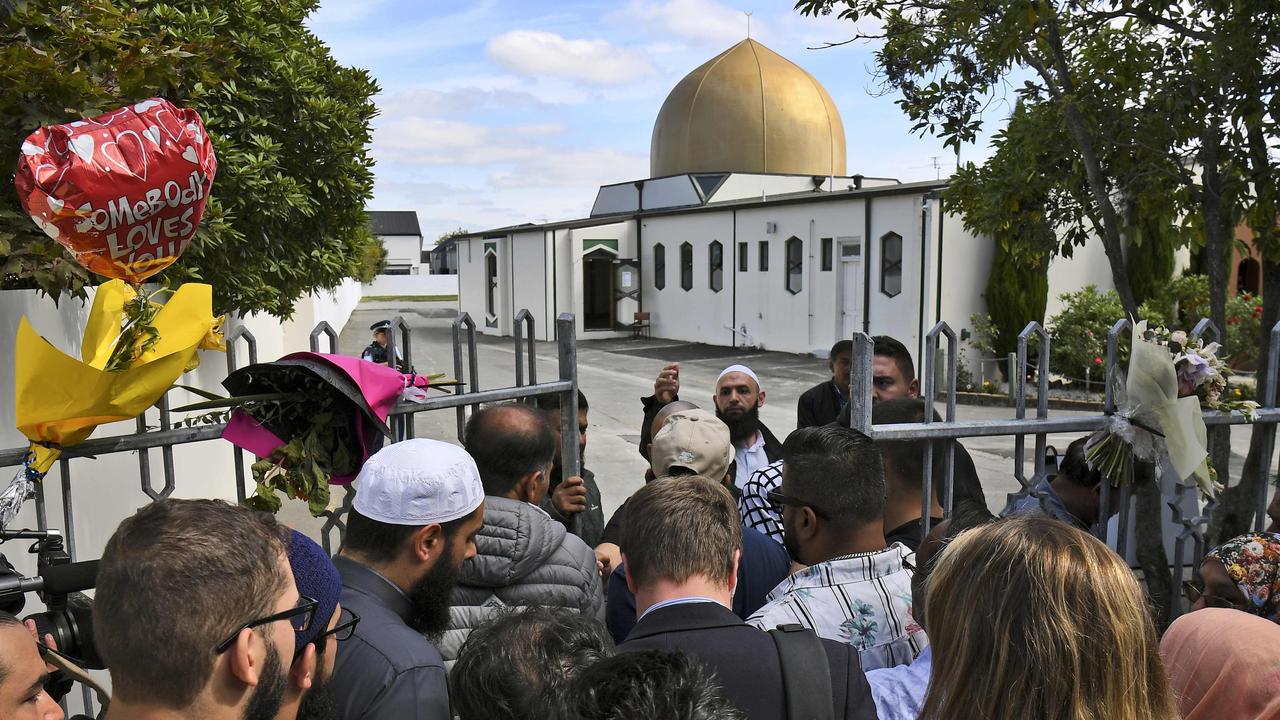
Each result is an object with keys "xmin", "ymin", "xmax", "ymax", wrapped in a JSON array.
[
  {"xmin": 863, "ymin": 193, "xmax": 928, "ymax": 368},
  {"xmin": 511, "ymin": 229, "xmax": 549, "ymax": 340},
  {"xmin": 708, "ymin": 174, "xmax": 827, "ymax": 204},
  {"xmin": 1045, "ymin": 234, "xmax": 1116, "ymax": 321},
  {"xmin": 640, "ymin": 212, "xmax": 738, "ymax": 347},
  {"xmin": 936, "ymin": 208, "xmax": 996, "ymax": 375},
  {"xmin": 457, "ymin": 237, "xmax": 481, "ymax": 330}
]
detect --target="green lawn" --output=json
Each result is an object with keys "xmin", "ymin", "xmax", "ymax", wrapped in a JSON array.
[{"xmin": 360, "ymin": 294, "xmax": 458, "ymax": 303}]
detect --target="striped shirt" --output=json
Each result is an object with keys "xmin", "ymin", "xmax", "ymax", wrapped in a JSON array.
[
  {"xmin": 738, "ymin": 460, "xmax": 785, "ymax": 544},
  {"xmin": 746, "ymin": 544, "xmax": 928, "ymax": 670}
]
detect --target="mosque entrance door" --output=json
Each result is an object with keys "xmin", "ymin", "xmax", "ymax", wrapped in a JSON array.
[
  {"xmin": 583, "ymin": 249, "xmax": 614, "ymax": 330},
  {"xmin": 612, "ymin": 258, "xmax": 641, "ymax": 330}
]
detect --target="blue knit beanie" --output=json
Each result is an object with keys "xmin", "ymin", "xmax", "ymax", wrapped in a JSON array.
[{"xmin": 286, "ymin": 529, "xmax": 342, "ymax": 654}]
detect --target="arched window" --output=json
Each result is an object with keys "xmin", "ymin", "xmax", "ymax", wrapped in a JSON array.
[
  {"xmin": 653, "ymin": 243, "xmax": 666, "ymax": 290},
  {"xmin": 680, "ymin": 242, "xmax": 694, "ymax": 291},
  {"xmin": 785, "ymin": 236, "xmax": 803, "ymax": 294},
  {"xmin": 709, "ymin": 241, "xmax": 723, "ymax": 292},
  {"xmin": 880, "ymin": 232, "xmax": 903, "ymax": 298}
]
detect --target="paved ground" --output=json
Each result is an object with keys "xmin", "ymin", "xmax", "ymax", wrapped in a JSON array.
[{"xmin": 334, "ymin": 301, "xmax": 1269, "ymax": 526}]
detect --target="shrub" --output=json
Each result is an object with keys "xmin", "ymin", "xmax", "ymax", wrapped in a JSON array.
[{"xmin": 1046, "ymin": 285, "xmax": 1124, "ymax": 379}]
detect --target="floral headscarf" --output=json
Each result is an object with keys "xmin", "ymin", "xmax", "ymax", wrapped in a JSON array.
[{"xmin": 1205, "ymin": 532, "xmax": 1280, "ymax": 622}]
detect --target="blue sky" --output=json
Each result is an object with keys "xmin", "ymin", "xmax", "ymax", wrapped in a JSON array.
[{"xmin": 307, "ymin": 0, "xmax": 1007, "ymax": 246}]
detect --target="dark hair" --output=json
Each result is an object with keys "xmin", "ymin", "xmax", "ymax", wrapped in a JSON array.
[
  {"xmin": 532, "ymin": 389, "xmax": 589, "ymax": 414},
  {"xmin": 872, "ymin": 398, "xmax": 950, "ymax": 496},
  {"xmin": 829, "ymin": 339, "xmax": 852, "ymax": 359},
  {"xmin": 342, "ymin": 507, "xmax": 476, "ymax": 564},
  {"xmin": 872, "ymin": 335, "xmax": 915, "ymax": 382},
  {"xmin": 568, "ymin": 650, "xmax": 745, "ymax": 720},
  {"xmin": 782, "ymin": 425, "xmax": 885, "ymax": 529},
  {"xmin": 465, "ymin": 404, "xmax": 556, "ymax": 496},
  {"xmin": 452, "ymin": 606, "xmax": 614, "ymax": 720},
  {"xmin": 1058, "ymin": 437, "xmax": 1102, "ymax": 488},
  {"xmin": 0, "ymin": 611, "xmax": 23, "ymax": 685},
  {"xmin": 93, "ymin": 499, "xmax": 289, "ymax": 709},
  {"xmin": 622, "ymin": 477, "xmax": 741, "ymax": 588}
]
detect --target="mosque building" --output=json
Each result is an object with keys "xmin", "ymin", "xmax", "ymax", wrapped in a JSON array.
[{"xmin": 455, "ymin": 39, "xmax": 1108, "ymax": 365}]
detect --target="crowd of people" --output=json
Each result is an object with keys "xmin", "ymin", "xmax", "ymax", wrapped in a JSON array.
[{"xmin": 3, "ymin": 334, "xmax": 1280, "ymax": 720}]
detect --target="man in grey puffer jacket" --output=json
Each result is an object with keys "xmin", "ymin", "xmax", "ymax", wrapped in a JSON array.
[{"xmin": 440, "ymin": 403, "xmax": 604, "ymax": 669}]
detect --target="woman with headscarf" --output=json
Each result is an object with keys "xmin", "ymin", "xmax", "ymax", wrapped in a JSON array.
[
  {"xmin": 1160, "ymin": 607, "xmax": 1280, "ymax": 719},
  {"xmin": 1186, "ymin": 532, "xmax": 1280, "ymax": 622}
]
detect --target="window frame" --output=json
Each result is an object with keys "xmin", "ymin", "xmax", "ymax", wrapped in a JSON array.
[
  {"xmin": 653, "ymin": 242, "xmax": 666, "ymax": 291},
  {"xmin": 738, "ymin": 242, "xmax": 748, "ymax": 272},
  {"xmin": 709, "ymin": 240, "xmax": 724, "ymax": 292},
  {"xmin": 758, "ymin": 241, "xmax": 769, "ymax": 272},
  {"xmin": 680, "ymin": 241, "xmax": 694, "ymax": 291},
  {"xmin": 880, "ymin": 232, "xmax": 903, "ymax": 298},
  {"xmin": 821, "ymin": 237, "xmax": 833, "ymax": 271},
  {"xmin": 784, "ymin": 236, "xmax": 803, "ymax": 294}
]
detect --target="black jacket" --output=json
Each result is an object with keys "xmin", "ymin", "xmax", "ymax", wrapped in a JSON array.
[
  {"xmin": 539, "ymin": 466, "xmax": 604, "ymax": 549},
  {"xmin": 638, "ymin": 394, "xmax": 783, "ymax": 463},
  {"xmin": 797, "ymin": 381, "xmax": 846, "ymax": 429},
  {"xmin": 618, "ymin": 602, "xmax": 878, "ymax": 720}
]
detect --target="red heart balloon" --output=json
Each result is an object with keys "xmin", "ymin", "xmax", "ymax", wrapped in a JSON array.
[{"xmin": 14, "ymin": 98, "xmax": 218, "ymax": 283}]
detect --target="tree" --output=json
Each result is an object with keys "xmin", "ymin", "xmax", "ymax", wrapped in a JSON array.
[
  {"xmin": 799, "ymin": 0, "xmax": 1280, "ymax": 620},
  {"xmin": 0, "ymin": 0, "xmax": 380, "ymax": 318},
  {"xmin": 436, "ymin": 227, "xmax": 468, "ymax": 246},
  {"xmin": 797, "ymin": 0, "xmax": 1155, "ymax": 316}
]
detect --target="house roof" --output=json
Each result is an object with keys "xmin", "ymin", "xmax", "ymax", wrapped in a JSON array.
[{"xmin": 368, "ymin": 210, "xmax": 422, "ymax": 237}]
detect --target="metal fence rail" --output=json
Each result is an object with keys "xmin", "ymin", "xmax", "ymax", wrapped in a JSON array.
[
  {"xmin": 850, "ymin": 316, "xmax": 1280, "ymax": 624},
  {"xmin": 0, "ymin": 311, "xmax": 581, "ymax": 558}
]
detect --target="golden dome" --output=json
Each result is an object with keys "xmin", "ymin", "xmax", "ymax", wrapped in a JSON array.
[{"xmin": 650, "ymin": 39, "xmax": 847, "ymax": 178}]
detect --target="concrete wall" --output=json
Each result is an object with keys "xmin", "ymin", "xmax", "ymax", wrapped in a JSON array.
[
  {"xmin": 637, "ymin": 194, "xmax": 935, "ymax": 361},
  {"xmin": 642, "ymin": 211, "xmax": 737, "ymax": 347},
  {"xmin": 362, "ymin": 274, "xmax": 459, "ymax": 297},
  {"xmin": 511, "ymin": 229, "xmax": 549, "ymax": 340},
  {"xmin": 0, "ymin": 281, "xmax": 362, "ymax": 573}
]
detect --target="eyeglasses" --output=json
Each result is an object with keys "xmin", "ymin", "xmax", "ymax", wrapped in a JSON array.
[
  {"xmin": 216, "ymin": 594, "xmax": 319, "ymax": 654},
  {"xmin": 1181, "ymin": 580, "xmax": 1248, "ymax": 611},
  {"xmin": 314, "ymin": 607, "xmax": 361, "ymax": 645},
  {"xmin": 767, "ymin": 489, "xmax": 830, "ymax": 519}
]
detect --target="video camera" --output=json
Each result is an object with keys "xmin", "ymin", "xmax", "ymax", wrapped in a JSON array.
[{"xmin": 0, "ymin": 529, "xmax": 102, "ymax": 669}]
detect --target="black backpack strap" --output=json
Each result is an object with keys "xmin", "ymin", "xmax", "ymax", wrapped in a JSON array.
[{"xmin": 768, "ymin": 623, "xmax": 835, "ymax": 720}]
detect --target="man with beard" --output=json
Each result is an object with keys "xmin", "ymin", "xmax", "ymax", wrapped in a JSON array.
[
  {"xmin": 330, "ymin": 439, "xmax": 485, "ymax": 720},
  {"xmin": 745, "ymin": 426, "xmax": 925, "ymax": 671},
  {"xmin": 639, "ymin": 364, "xmax": 781, "ymax": 491},
  {"xmin": 279, "ymin": 530, "xmax": 356, "ymax": 720},
  {"xmin": 533, "ymin": 390, "xmax": 604, "ymax": 548},
  {"xmin": 95, "ymin": 499, "xmax": 301, "ymax": 720}
]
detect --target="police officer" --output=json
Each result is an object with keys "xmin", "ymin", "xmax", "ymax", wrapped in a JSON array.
[{"xmin": 361, "ymin": 320, "xmax": 405, "ymax": 369}]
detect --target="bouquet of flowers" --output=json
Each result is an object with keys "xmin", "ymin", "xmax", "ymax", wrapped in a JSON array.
[
  {"xmin": 175, "ymin": 353, "xmax": 457, "ymax": 516},
  {"xmin": 1084, "ymin": 322, "xmax": 1254, "ymax": 500}
]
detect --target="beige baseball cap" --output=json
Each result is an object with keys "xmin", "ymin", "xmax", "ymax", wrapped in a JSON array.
[{"xmin": 651, "ymin": 408, "xmax": 733, "ymax": 481}]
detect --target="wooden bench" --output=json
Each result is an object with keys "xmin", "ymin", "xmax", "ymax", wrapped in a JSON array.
[{"xmin": 630, "ymin": 311, "xmax": 651, "ymax": 339}]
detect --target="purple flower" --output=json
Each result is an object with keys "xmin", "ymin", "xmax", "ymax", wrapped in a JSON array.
[{"xmin": 1179, "ymin": 351, "xmax": 1213, "ymax": 389}]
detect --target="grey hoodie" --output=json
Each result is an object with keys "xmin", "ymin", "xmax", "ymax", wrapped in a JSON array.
[{"xmin": 439, "ymin": 495, "xmax": 604, "ymax": 669}]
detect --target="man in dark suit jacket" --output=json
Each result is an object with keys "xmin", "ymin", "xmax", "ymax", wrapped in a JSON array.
[{"xmin": 615, "ymin": 475, "xmax": 878, "ymax": 720}]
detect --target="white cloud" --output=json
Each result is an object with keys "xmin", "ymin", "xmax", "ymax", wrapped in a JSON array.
[
  {"xmin": 486, "ymin": 30, "xmax": 655, "ymax": 86},
  {"xmin": 489, "ymin": 148, "xmax": 648, "ymax": 188},
  {"xmin": 612, "ymin": 0, "xmax": 748, "ymax": 46},
  {"xmin": 379, "ymin": 87, "xmax": 552, "ymax": 116}
]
